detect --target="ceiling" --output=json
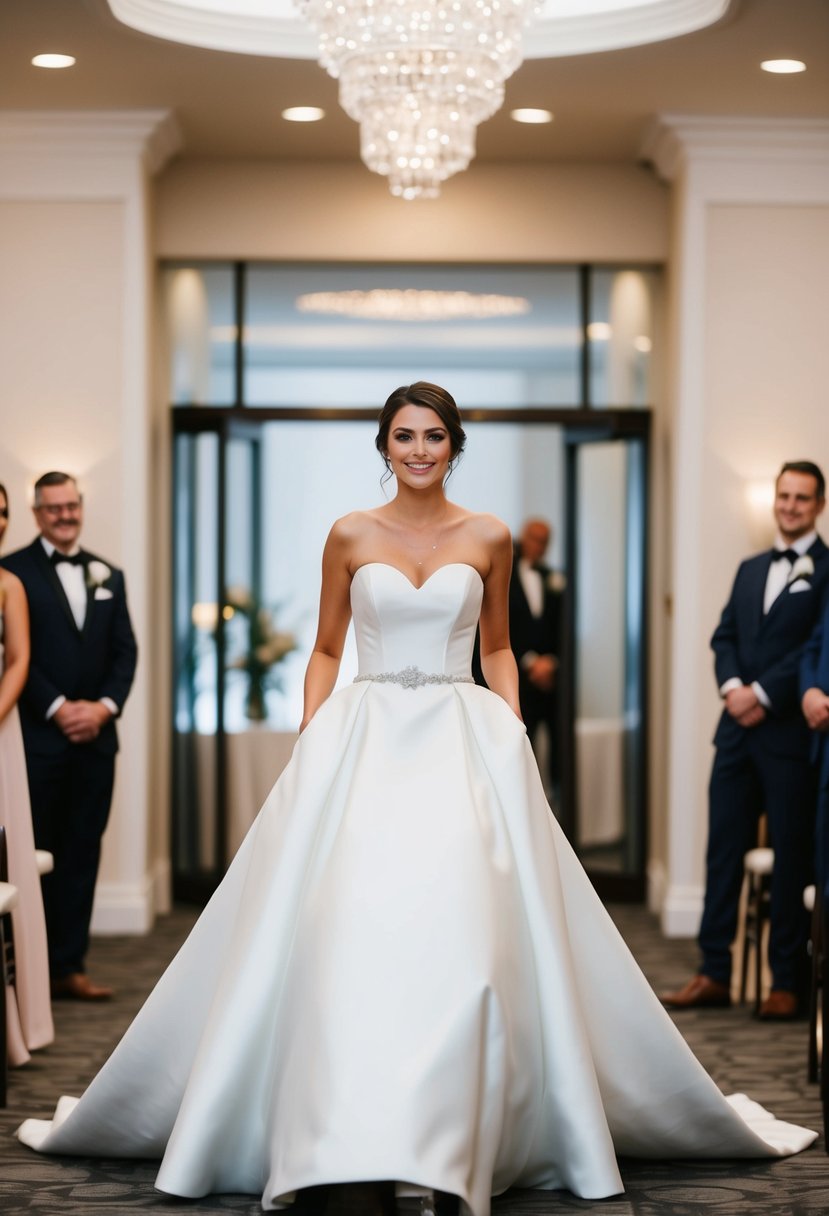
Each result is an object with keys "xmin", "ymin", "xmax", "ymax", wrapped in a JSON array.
[{"xmin": 1, "ymin": 0, "xmax": 827, "ymax": 166}]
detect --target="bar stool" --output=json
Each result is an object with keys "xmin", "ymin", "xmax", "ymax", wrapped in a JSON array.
[{"xmin": 740, "ymin": 846, "xmax": 774, "ymax": 1013}]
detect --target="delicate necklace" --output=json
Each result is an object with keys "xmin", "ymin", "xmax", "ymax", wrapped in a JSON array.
[{"xmin": 394, "ymin": 507, "xmax": 450, "ymax": 568}]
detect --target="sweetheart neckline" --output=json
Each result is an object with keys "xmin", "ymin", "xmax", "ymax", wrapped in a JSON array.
[{"xmin": 352, "ymin": 562, "xmax": 484, "ymax": 593}]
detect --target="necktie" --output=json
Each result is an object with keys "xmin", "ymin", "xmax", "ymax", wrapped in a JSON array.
[
  {"xmin": 51, "ymin": 550, "xmax": 85, "ymax": 567},
  {"xmin": 771, "ymin": 549, "xmax": 798, "ymax": 564}
]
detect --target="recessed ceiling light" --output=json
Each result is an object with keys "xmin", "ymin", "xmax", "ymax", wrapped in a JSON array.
[
  {"xmin": 282, "ymin": 106, "xmax": 325, "ymax": 122},
  {"xmin": 760, "ymin": 59, "xmax": 806, "ymax": 74},
  {"xmin": 510, "ymin": 108, "xmax": 554, "ymax": 124},
  {"xmin": 31, "ymin": 53, "xmax": 76, "ymax": 69}
]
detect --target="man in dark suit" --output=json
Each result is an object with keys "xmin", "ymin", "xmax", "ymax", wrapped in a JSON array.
[
  {"xmin": 2, "ymin": 472, "xmax": 137, "ymax": 1000},
  {"xmin": 509, "ymin": 518, "xmax": 565, "ymax": 796},
  {"xmin": 663, "ymin": 461, "xmax": 828, "ymax": 1019}
]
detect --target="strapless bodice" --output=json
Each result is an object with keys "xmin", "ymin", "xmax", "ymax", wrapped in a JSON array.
[{"xmin": 350, "ymin": 563, "xmax": 483, "ymax": 680}]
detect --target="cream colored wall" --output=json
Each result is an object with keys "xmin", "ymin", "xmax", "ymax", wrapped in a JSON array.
[
  {"xmin": 0, "ymin": 109, "xmax": 179, "ymax": 933},
  {"xmin": 695, "ymin": 203, "xmax": 829, "ymax": 860},
  {"xmin": 645, "ymin": 116, "xmax": 829, "ymax": 934},
  {"xmin": 0, "ymin": 196, "xmax": 149, "ymax": 924},
  {"xmin": 0, "ymin": 201, "xmax": 124, "ymax": 554},
  {"xmin": 155, "ymin": 159, "xmax": 669, "ymax": 262}
]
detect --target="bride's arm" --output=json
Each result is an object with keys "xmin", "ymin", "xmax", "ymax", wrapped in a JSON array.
[
  {"xmin": 478, "ymin": 521, "xmax": 522, "ymax": 720},
  {"xmin": 0, "ymin": 571, "xmax": 30, "ymax": 727},
  {"xmin": 300, "ymin": 519, "xmax": 354, "ymax": 732}
]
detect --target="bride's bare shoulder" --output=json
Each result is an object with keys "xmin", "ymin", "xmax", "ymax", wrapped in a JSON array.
[
  {"xmin": 325, "ymin": 510, "xmax": 388, "ymax": 561},
  {"xmin": 458, "ymin": 510, "xmax": 512, "ymax": 551}
]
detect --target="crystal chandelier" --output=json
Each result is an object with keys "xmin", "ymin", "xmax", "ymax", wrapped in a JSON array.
[{"xmin": 298, "ymin": 0, "xmax": 540, "ymax": 200}]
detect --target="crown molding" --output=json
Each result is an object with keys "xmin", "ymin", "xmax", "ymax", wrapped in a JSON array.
[
  {"xmin": 641, "ymin": 115, "xmax": 829, "ymax": 182},
  {"xmin": 107, "ymin": 0, "xmax": 733, "ymax": 61},
  {"xmin": 0, "ymin": 110, "xmax": 182, "ymax": 179}
]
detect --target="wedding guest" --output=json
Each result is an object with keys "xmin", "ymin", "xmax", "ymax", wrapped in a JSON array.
[
  {"xmin": 0, "ymin": 481, "xmax": 54, "ymax": 1061},
  {"xmin": 663, "ymin": 461, "xmax": 828, "ymax": 1019},
  {"xmin": 509, "ymin": 518, "xmax": 565, "ymax": 795},
  {"xmin": 1, "ymin": 472, "xmax": 137, "ymax": 1000}
]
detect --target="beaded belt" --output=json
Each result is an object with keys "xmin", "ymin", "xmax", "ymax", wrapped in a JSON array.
[{"xmin": 354, "ymin": 664, "xmax": 474, "ymax": 690}]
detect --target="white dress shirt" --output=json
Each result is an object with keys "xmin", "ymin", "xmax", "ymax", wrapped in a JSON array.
[
  {"xmin": 40, "ymin": 537, "xmax": 118, "ymax": 722},
  {"xmin": 518, "ymin": 559, "xmax": 544, "ymax": 619},
  {"xmin": 719, "ymin": 531, "xmax": 817, "ymax": 710}
]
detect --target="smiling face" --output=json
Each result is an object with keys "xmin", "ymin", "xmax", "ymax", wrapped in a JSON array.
[
  {"xmin": 774, "ymin": 469, "xmax": 825, "ymax": 543},
  {"xmin": 33, "ymin": 479, "xmax": 84, "ymax": 553},
  {"xmin": 384, "ymin": 404, "xmax": 453, "ymax": 489}
]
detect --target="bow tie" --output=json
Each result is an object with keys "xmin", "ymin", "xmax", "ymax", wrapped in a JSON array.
[
  {"xmin": 50, "ymin": 550, "xmax": 85, "ymax": 567},
  {"xmin": 771, "ymin": 548, "xmax": 799, "ymax": 565}
]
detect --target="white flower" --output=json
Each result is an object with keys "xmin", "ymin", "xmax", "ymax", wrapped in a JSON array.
[
  {"xmin": 87, "ymin": 560, "xmax": 111, "ymax": 588},
  {"xmin": 789, "ymin": 555, "xmax": 815, "ymax": 583}
]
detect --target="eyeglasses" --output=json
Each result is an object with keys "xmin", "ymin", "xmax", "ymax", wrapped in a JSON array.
[{"xmin": 38, "ymin": 502, "xmax": 82, "ymax": 517}]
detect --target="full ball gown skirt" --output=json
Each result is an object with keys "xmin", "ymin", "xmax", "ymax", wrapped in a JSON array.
[
  {"xmin": 0, "ymin": 625, "xmax": 54, "ymax": 1064},
  {"xmin": 18, "ymin": 564, "xmax": 816, "ymax": 1212}
]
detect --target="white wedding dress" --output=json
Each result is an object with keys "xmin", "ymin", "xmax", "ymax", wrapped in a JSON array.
[{"xmin": 18, "ymin": 563, "xmax": 816, "ymax": 1213}]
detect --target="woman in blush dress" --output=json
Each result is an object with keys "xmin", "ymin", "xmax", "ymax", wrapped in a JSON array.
[
  {"xmin": 18, "ymin": 388, "xmax": 816, "ymax": 1215},
  {"xmin": 0, "ymin": 481, "xmax": 54, "ymax": 1063}
]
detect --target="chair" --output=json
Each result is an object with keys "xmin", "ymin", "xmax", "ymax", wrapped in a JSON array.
[
  {"xmin": 739, "ymin": 845, "xmax": 774, "ymax": 1013},
  {"xmin": 0, "ymin": 826, "xmax": 20, "ymax": 1107}
]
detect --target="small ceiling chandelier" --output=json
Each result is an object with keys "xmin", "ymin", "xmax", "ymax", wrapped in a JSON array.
[
  {"xmin": 298, "ymin": 0, "xmax": 540, "ymax": 200},
  {"xmin": 296, "ymin": 288, "xmax": 531, "ymax": 320}
]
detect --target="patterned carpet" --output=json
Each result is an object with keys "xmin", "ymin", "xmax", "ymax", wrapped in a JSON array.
[{"xmin": 2, "ymin": 904, "xmax": 828, "ymax": 1215}]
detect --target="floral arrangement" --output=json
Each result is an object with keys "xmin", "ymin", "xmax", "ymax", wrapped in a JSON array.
[{"xmin": 224, "ymin": 586, "xmax": 297, "ymax": 721}]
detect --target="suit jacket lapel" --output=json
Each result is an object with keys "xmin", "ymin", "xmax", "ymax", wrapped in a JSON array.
[
  {"xmin": 33, "ymin": 539, "xmax": 83, "ymax": 635},
  {"xmin": 752, "ymin": 552, "xmax": 774, "ymax": 633},
  {"xmin": 80, "ymin": 560, "xmax": 96, "ymax": 641}
]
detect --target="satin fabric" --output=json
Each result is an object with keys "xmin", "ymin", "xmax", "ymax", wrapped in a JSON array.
[{"xmin": 18, "ymin": 564, "xmax": 816, "ymax": 1213}]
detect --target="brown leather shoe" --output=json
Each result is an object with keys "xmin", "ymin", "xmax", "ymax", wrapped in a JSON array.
[
  {"xmin": 51, "ymin": 973, "xmax": 114, "ymax": 1001},
  {"xmin": 661, "ymin": 974, "xmax": 731, "ymax": 1009},
  {"xmin": 758, "ymin": 989, "xmax": 798, "ymax": 1020}
]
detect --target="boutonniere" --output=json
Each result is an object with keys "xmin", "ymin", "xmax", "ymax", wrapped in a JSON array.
[
  {"xmin": 547, "ymin": 570, "xmax": 567, "ymax": 593},
  {"xmin": 788, "ymin": 555, "xmax": 814, "ymax": 584},
  {"xmin": 86, "ymin": 560, "xmax": 112, "ymax": 589}
]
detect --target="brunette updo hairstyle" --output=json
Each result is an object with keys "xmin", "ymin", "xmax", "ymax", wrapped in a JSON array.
[{"xmin": 375, "ymin": 382, "xmax": 466, "ymax": 483}]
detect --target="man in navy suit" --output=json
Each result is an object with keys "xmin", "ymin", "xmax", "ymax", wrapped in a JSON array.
[
  {"xmin": 2, "ymin": 472, "xmax": 137, "ymax": 999},
  {"xmin": 663, "ymin": 461, "xmax": 827, "ymax": 1019},
  {"xmin": 509, "ymin": 518, "xmax": 565, "ymax": 796}
]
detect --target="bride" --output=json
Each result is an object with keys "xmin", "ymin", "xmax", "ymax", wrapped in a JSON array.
[{"xmin": 18, "ymin": 383, "xmax": 816, "ymax": 1215}]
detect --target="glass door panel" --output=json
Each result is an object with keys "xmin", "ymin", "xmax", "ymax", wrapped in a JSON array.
[
  {"xmin": 172, "ymin": 430, "xmax": 221, "ymax": 899},
  {"xmin": 565, "ymin": 432, "xmax": 648, "ymax": 898}
]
